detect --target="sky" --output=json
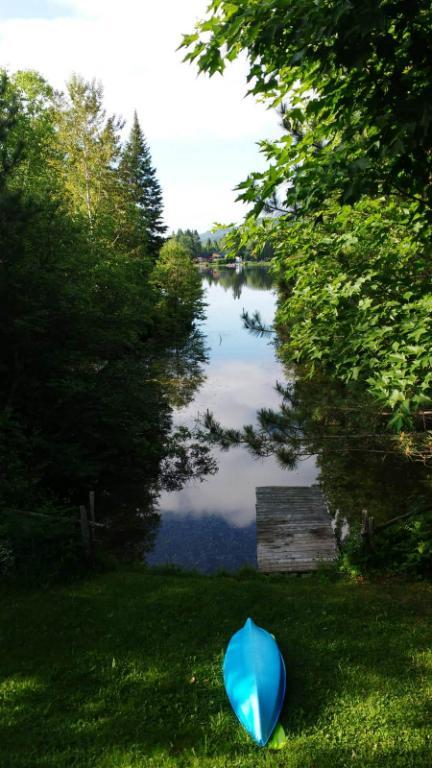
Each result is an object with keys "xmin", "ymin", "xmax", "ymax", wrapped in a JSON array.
[{"xmin": 0, "ymin": 0, "xmax": 281, "ymax": 232}]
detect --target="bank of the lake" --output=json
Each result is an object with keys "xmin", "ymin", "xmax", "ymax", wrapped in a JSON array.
[
  {"xmin": 91, "ymin": 264, "xmax": 432, "ymax": 577},
  {"xmin": 1, "ymin": 568, "xmax": 431, "ymax": 768},
  {"xmin": 143, "ymin": 265, "xmax": 316, "ymax": 573}
]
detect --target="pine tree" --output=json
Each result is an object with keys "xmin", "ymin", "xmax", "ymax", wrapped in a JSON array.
[
  {"xmin": 174, "ymin": 228, "xmax": 203, "ymax": 260},
  {"xmin": 120, "ymin": 112, "xmax": 166, "ymax": 258}
]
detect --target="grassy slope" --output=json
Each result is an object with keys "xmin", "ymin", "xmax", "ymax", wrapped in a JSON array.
[{"xmin": 0, "ymin": 569, "xmax": 431, "ymax": 768}]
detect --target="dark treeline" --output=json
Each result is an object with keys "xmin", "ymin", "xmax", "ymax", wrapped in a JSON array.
[
  {"xmin": 0, "ymin": 70, "xmax": 208, "ymax": 577},
  {"xmin": 172, "ymin": 228, "xmax": 221, "ymax": 260},
  {"xmin": 172, "ymin": 227, "xmax": 274, "ymax": 263}
]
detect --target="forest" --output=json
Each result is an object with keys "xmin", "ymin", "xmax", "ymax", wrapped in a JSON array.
[
  {"xmin": 0, "ymin": 69, "xmax": 209, "ymax": 578},
  {"xmin": 184, "ymin": 0, "xmax": 432, "ymax": 573},
  {"xmin": 1, "ymin": 3, "xmax": 432, "ymax": 767},
  {"xmin": 1, "ymin": 1, "xmax": 432, "ymax": 577},
  {"xmin": 184, "ymin": 0, "xmax": 432, "ymax": 433}
]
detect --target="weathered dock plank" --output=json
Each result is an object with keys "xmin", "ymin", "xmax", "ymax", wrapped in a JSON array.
[{"xmin": 256, "ymin": 486, "xmax": 337, "ymax": 572}]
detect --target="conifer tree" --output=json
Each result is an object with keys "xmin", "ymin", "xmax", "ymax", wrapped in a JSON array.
[
  {"xmin": 174, "ymin": 228, "xmax": 203, "ymax": 259},
  {"xmin": 120, "ymin": 112, "xmax": 166, "ymax": 258}
]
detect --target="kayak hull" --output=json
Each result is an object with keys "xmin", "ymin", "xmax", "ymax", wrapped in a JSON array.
[{"xmin": 223, "ymin": 618, "xmax": 286, "ymax": 746}]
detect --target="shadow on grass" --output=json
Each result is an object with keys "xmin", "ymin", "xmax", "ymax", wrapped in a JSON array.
[{"xmin": 0, "ymin": 572, "xmax": 431, "ymax": 767}]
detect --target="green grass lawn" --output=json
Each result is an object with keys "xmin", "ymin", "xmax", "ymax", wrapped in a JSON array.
[{"xmin": 0, "ymin": 568, "xmax": 431, "ymax": 767}]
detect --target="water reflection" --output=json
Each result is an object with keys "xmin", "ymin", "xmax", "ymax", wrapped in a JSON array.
[
  {"xmin": 147, "ymin": 514, "xmax": 257, "ymax": 573},
  {"xmin": 200, "ymin": 264, "xmax": 274, "ymax": 299},
  {"xmin": 98, "ymin": 327, "xmax": 214, "ymax": 559},
  {"xmin": 99, "ymin": 265, "xmax": 431, "ymax": 572},
  {"xmin": 146, "ymin": 267, "xmax": 316, "ymax": 572},
  {"xmin": 151, "ymin": 327, "xmax": 209, "ymax": 409},
  {"xmin": 284, "ymin": 376, "xmax": 432, "ymax": 527}
]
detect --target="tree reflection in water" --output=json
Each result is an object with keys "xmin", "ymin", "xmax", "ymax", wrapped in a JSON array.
[
  {"xmin": 197, "ymin": 272, "xmax": 432, "ymax": 530},
  {"xmin": 201, "ymin": 265, "xmax": 274, "ymax": 299},
  {"xmin": 98, "ymin": 265, "xmax": 432, "ymax": 564},
  {"xmin": 97, "ymin": 326, "xmax": 217, "ymax": 561},
  {"xmin": 151, "ymin": 327, "xmax": 208, "ymax": 409},
  {"xmin": 200, "ymin": 371, "xmax": 432, "ymax": 529},
  {"xmin": 288, "ymin": 376, "xmax": 432, "ymax": 527}
]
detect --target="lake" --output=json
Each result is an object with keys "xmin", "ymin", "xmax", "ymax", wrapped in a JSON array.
[
  {"xmin": 100, "ymin": 265, "xmax": 431, "ymax": 572},
  {"xmin": 146, "ymin": 265, "xmax": 317, "ymax": 572}
]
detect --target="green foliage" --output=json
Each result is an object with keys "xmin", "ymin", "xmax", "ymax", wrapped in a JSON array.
[
  {"xmin": 183, "ymin": 0, "xmax": 432, "ymax": 214},
  {"xmin": 173, "ymin": 228, "xmax": 203, "ymax": 259},
  {"xmin": 0, "ymin": 70, "xmax": 207, "ymax": 576},
  {"xmin": 172, "ymin": 228, "xmax": 222, "ymax": 260},
  {"xmin": 5, "ymin": 70, "xmax": 58, "ymax": 200},
  {"xmin": 202, "ymin": 236, "xmax": 222, "ymax": 259},
  {"xmin": 0, "ymin": 508, "xmax": 86, "ymax": 585},
  {"xmin": 183, "ymin": 1, "xmax": 432, "ymax": 431},
  {"xmin": 0, "ymin": 538, "xmax": 14, "ymax": 578},
  {"xmin": 272, "ymin": 198, "xmax": 432, "ymax": 425},
  {"xmin": 0, "ymin": 71, "xmax": 21, "ymax": 181},
  {"xmin": 56, "ymin": 75, "xmax": 121, "ymax": 235},
  {"xmin": 340, "ymin": 508, "xmax": 432, "ymax": 577},
  {"xmin": 151, "ymin": 239, "xmax": 205, "ymax": 332},
  {"xmin": 120, "ymin": 111, "xmax": 166, "ymax": 258},
  {"xmin": 220, "ymin": 223, "xmax": 274, "ymax": 262}
]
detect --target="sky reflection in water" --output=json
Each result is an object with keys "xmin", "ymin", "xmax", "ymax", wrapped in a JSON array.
[{"xmin": 147, "ymin": 268, "xmax": 317, "ymax": 572}]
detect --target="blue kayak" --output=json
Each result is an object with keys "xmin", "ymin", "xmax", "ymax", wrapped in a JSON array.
[{"xmin": 223, "ymin": 618, "xmax": 286, "ymax": 746}]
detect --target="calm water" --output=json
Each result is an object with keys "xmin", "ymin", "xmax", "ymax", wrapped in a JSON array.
[
  {"xmin": 146, "ymin": 267, "xmax": 317, "ymax": 572},
  {"xmin": 100, "ymin": 266, "xmax": 432, "ymax": 570}
]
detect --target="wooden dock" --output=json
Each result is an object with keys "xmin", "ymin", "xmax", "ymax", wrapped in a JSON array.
[{"xmin": 256, "ymin": 486, "xmax": 337, "ymax": 572}]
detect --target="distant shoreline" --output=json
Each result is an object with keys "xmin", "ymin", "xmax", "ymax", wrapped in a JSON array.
[{"xmin": 197, "ymin": 260, "xmax": 271, "ymax": 268}]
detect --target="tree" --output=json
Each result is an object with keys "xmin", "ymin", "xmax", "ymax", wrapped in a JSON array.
[
  {"xmin": 271, "ymin": 198, "xmax": 432, "ymax": 428},
  {"xmin": 0, "ymin": 71, "xmax": 21, "ymax": 184},
  {"xmin": 0, "ymin": 67, "xmax": 215, "ymax": 581},
  {"xmin": 4, "ymin": 70, "xmax": 59, "ymax": 202},
  {"xmin": 183, "ymin": 0, "xmax": 432, "ymax": 215},
  {"xmin": 174, "ymin": 228, "xmax": 203, "ymax": 259},
  {"xmin": 0, "ymin": 69, "xmax": 208, "ymax": 518},
  {"xmin": 151, "ymin": 239, "xmax": 205, "ymax": 333},
  {"xmin": 120, "ymin": 111, "xmax": 166, "ymax": 258},
  {"xmin": 183, "ymin": 1, "xmax": 432, "ymax": 429},
  {"xmin": 54, "ymin": 76, "xmax": 127, "ymax": 249}
]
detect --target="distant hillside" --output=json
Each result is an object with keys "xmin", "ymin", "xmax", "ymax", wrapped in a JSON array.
[{"xmin": 199, "ymin": 226, "xmax": 234, "ymax": 244}]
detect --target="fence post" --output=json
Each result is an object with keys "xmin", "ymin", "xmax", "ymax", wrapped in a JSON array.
[
  {"xmin": 361, "ymin": 508, "xmax": 375, "ymax": 550},
  {"xmin": 368, "ymin": 515, "xmax": 375, "ymax": 550},
  {"xmin": 89, "ymin": 491, "xmax": 95, "ymax": 524},
  {"xmin": 80, "ymin": 505, "xmax": 91, "ymax": 556},
  {"xmin": 360, "ymin": 509, "xmax": 369, "ymax": 539}
]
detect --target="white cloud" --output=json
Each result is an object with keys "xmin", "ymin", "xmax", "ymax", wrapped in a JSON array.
[
  {"xmin": 0, "ymin": 1, "xmax": 278, "ymax": 142},
  {"xmin": 0, "ymin": 1, "xmax": 280, "ymax": 229},
  {"xmin": 176, "ymin": 358, "xmax": 283, "ymax": 427},
  {"xmin": 162, "ymin": 179, "xmax": 248, "ymax": 234},
  {"xmin": 158, "ymin": 445, "xmax": 318, "ymax": 527}
]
